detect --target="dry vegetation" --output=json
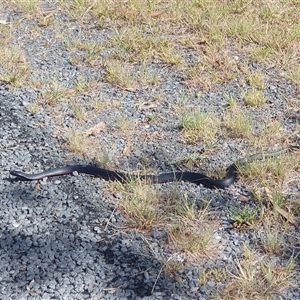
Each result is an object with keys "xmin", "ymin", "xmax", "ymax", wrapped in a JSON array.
[{"xmin": 1, "ymin": 0, "xmax": 300, "ymax": 299}]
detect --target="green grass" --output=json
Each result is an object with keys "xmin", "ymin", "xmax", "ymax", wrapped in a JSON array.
[{"xmin": 181, "ymin": 110, "xmax": 220, "ymax": 145}]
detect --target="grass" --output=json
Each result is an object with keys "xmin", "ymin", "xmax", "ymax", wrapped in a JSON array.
[
  {"xmin": 66, "ymin": 128, "xmax": 87, "ymax": 154},
  {"xmin": 244, "ymin": 89, "xmax": 266, "ymax": 107},
  {"xmin": 181, "ymin": 110, "xmax": 220, "ymax": 145},
  {"xmin": 36, "ymin": 80, "xmax": 70, "ymax": 106},
  {"xmin": 8, "ymin": 0, "xmax": 39, "ymax": 13},
  {"xmin": 72, "ymin": 102, "xmax": 86, "ymax": 121},
  {"xmin": 237, "ymin": 152, "xmax": 297, "ymax": 188},
  {"xmin": 223, "ymin": 108, "xmax": 252, "ymax": 138},
  {"xmin": 109, "ymin": 177, "xmax": 160, "ymax": 230},
  {"xmin": 167, "ymin": 196, "xmax": 215, "ymax": 254},
  {"xmin": 0, "ymin": 45, "xmax": 30, "ymax": 87},
  {"xmin": 222, "ymin": 245, "xmax": 296, "ymax": 300}
]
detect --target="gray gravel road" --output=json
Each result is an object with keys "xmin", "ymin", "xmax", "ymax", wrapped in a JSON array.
[{"xmin": 1, "ymin": 2, "xmax": 300, "ymax": 300}]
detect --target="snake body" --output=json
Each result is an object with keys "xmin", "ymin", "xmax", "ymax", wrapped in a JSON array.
[{"xmin": 10, "ymin": 146, "xmax": 299, "ymax": 189}]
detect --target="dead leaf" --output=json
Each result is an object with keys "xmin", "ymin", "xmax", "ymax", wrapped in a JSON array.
[
  {"xmin": 125, "ymin": 87, "xmax": 137, "ymax": 92},
  {"xmin": 141, "ymin": 102, "xmax": 158, "ymax": 110},
  {"xmin": 86, "ymin": 122, "xmax": 106, "ymax": 136},
  {"xmin": 148, "ymin": 11, "xmax": 164, "ymax": 18},
  {"xmin": 237, "ymin": 195, "xmax": 249, "ymax": 202}
]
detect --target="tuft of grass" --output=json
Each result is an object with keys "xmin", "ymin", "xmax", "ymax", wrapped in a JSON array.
[
  {"xmin": 74, "ymin": 75, "xmax": 93, "ymax": 92},
  {"xmin": 167, "ymin": 220, "xmax": 213, "ymax": 253},
  {"xmin": 116, "ymin": 115, "xmax": 136, "ymax": 131},
  {"xmin": 254, "ymin": 120, "xmax": 283, "ymax": 146},
  {"xmin": 112, "ymin": 177, "xmax": 160, "ymax": 230},
  {"xmin": 37, "ymin": 81, "xmax": 69, "ymax": 106},
  {"xmin": 167, "ymin": 196, "xmax": 215, "ymax": 254},
  {"xmin": 250, "ymin": 46, "xmax": 274, "ymax": 63},
  {"xmin": 26, "ymin": 103, "xmax": 39, "ymax": 114},
  {"xmin": 91, "ymin": 98, "xmax": 104, "ymax": 111},
  {"xmin": 223, "ymin": 245, "xmax": 296, "ymax": 300},
  {"xmin": 247, "ymin": 71, "xmax": 265, "ymax": 90},
  {"xmin": 0, "ymin": 45, "xmax": 30, "ymax": 87},
  {"xmin": 67, "ymin": 128, "xmax": 87, "ymax": 154},
  {"xmin": 94, "ymin": 151, "xmax": 111, "ymax": 169},
  {"xmin": 198, "ymin": 268, "xmax": 228, "ymax": 286},
  {"xmin": 104, "ymin": 60, "xmax": 137, "ymax": 89},
  {"xmin": 181, "ymin": 110, "xmax": 220, "ymax": 144},
  {"xmin": 261, "ymin": 227, "xmax": 284, "ymax": 255},
  {"xmin": 223, "ymin": 108, "xmax": 252, "ymax": 138},
  {"xmin": 244, "ymin": 89, "xmax": 266, "ymax": 107},
  {"xmin": 238, "ymin": 152, "xmax": 297, "ymax": 188},
  {"xmin": 72, "ymin": 102, "xmax": 86, "ymax": 121},
  {"xmin": 224, "ymin": 93, "xmax": 237, "ymax": 109}
]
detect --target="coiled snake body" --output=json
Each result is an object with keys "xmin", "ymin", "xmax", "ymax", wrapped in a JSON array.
[{"xmin": 10, "ymin": 146, "xmax": 299, "ymax": 189}]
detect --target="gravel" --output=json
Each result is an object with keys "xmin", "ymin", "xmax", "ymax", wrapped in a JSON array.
[{"xmin": 1, "ymin": 2, "xmax": 300, "ymax": 300}]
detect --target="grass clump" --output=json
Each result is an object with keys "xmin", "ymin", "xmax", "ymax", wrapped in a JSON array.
[
  {"xmin": 104, "ymin": 60, "xmax": 137, "ymax": 90},
  {"xmin": 72, "ymin": 102, "xmax": 86, "ymax": 121},
  {"xmin": 8, "ymin": 0, "xmax": 39, "ymax": 13},
  {"xmin": 181, "ymin": 110, "xmax": 220, "ymax": 144},
  {"xmin": 0, "ymin": 45, "xmax": 30, "ymax": 87},
  {"xmin": 244, "ymin": 89, "xmax": 266, "ymax": 107},
  {"xmin": 67, "ymin": 128, "xmax": 87, "ymax": 154},
  {"xmin": 247, "ymin": 71, "xmax": 265, "ymax": 90},
  {"xmin": 111, "ymin": 178, "xmax": 160, "ymax": 230},
  {"xmin": 37, "ymin": 81, "xmax": 69, "ymax": 106},
  {"xmin": 222, "ymin": 245, "xmax": 296, "ymax": 300},
  {"xmin": 238, "ymin": 152, "xmax": 297, "ymax": 188},
  {"xmin": 167, "ymin": 196, "xmax": 215, "ymax": 254},
  {"xmin": 223, "ymin": 108, "xmax": 252, "ymax": 138}
]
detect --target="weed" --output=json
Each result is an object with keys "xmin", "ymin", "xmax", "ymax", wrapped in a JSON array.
[
  {"xmin": 227, "ymin": 206, "xmax": 259, "ymax": 226},
  {"xmin": 261, "ymin": 227, "xmax": 283, "ymax": 255}
]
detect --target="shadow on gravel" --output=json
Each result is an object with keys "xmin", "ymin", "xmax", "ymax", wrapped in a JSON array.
[
  {"xmin": 0, "ymin": 184, "xmax": 178, "ymax": 298},
  {"xmin": 0, "ymin": 228, "xmax": 175, "ymax": 298}
]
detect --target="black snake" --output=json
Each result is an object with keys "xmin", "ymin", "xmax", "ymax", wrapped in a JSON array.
[{"xmin": 10, "ymin": 146, "xmax": 299, "ymax": 189}]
